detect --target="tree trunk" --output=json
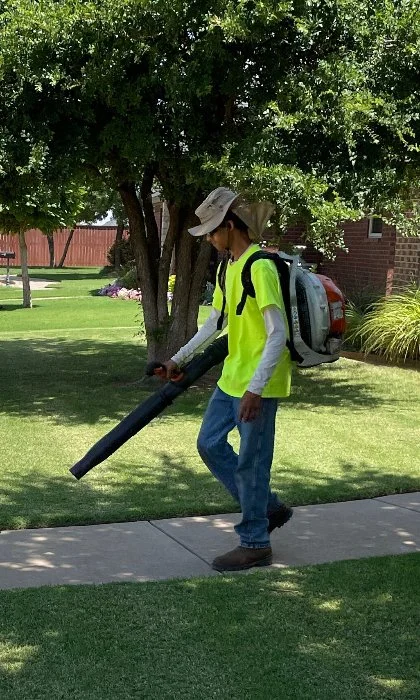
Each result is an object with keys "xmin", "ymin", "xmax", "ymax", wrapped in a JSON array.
[
  {"xmin": 141, "ymin": 163, "xmax": 160, "ymax": 295},
  {"xmin": 119, "ymin": 178, "xmax": 210, "ymax": 361},
  {"xmin": 114, "ymin": 223, "xmax": 124, "ymax": 269},
  {"xmin": 167, "ymin": 218, "xmax": 212, "ymax": 358},
  {"xmin": 46, "ymin": 233, "xmax": 55, "ymax": 267},
  {"xmin": 19, "ymin": 230, "xmax": 32, "ymax": 308},
  {"xmin": 156, "ymin": 202, "xmax": 183, "ymax": 352},
  {"xmin": 119, "ymin": 181, "xmax": 160, "ymax": 360},
  {"xmin": 186, "ymin": 237, "xmax": 213, "ymax": 338},
  {"xmin": 56, "ymin": 228, "xmax": 75, "ymax": 268}
]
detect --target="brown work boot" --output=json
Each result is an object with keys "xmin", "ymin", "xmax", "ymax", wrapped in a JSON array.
[
  {"xmin": 268, "ymin": 505, "xmax": 293, "ymax": 533},
  {"xmin": 212, "ymin": 546, "xmax": 272, "ymax": 572}
]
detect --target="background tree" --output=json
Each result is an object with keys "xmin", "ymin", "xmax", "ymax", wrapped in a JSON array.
[
  {"xmin": 102, "ymin": 191, "xmax": 130, "ymax": 271},
  {"xmin": 45, "ymin": 232, "xmax": 55, "ymax": 268},
  {"xmin": 0, "ymin": 0, "xmax": 418, "ymax": 350},
  {"xmin": 38, "ymin": 184, "xmax": 118, "ymax": 268},
  {"xmin": 0, "ymin": 132, "xmax": 86, "ymax": 306},
  {"xmin": 54, "ymin": 184, "xmax": 118, "ymax": 268}
]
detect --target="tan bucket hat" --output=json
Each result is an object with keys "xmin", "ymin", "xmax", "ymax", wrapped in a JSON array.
[
  {"xmin": 188, "ymin": 187, "xmax": 275, "ymax": 240},
  {"xmin": 188, "ymin": 188, "xmax": 239, "ymax": 237}
]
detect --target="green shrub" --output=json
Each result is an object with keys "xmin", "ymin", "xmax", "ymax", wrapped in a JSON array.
[
  {"xmin": 107, "ymin": 238, "xmax": 135, "ymax": 269},
  {"xmin": 200, "ymin": 282, "xmax": 214, "ymax": 305},
  {"xmin": 344, "ymin": 289, "xmax": 381, "ymax": 350},
  {"xmin": 344, "ymin": 304, "xmax": 365, "ymax": 351},
  {"xmin": 347, "ymin": 285, "xmax": 420, "ymax": 361},
  {"xmin": 116, "ymin": 266, "xmax": 138, "ymax": 290}
]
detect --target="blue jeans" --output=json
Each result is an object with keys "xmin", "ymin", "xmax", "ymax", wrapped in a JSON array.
[{"xmin": 197, "ymin": 387, "xmax": 283, "ymax": 548}]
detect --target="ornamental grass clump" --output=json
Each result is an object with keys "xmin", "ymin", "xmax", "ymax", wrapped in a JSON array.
[
  {"xmin": 348, "ymin": 285, "xmax": 420, "ymax": 362},
  {"xmin": 344, "ymin": 289, "xmax": 381, "ymax": 350}
]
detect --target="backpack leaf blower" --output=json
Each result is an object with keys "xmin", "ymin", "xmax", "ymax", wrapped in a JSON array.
[{"xmin": 217, "ymin": 250, "xmax": 346, "ymax": 368}]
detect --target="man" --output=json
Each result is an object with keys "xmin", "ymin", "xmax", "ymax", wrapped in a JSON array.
[{"xmin": 163, "ymin": 187, "xmax": 293, "ymax": 572}]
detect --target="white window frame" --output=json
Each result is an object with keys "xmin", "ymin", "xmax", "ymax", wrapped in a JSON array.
[{"xmin": 368, "ymin": 216, "xmax": 383, "ymax": 239}]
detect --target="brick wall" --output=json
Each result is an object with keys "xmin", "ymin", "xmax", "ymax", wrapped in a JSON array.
[
  {"xmin": 321, "ymin": 220, "xmax": 396, "ymax": 298},
  {"xmin": 393, "ymin": 236, "xmax": 420, "ymax": 288},
  {"xmin": 281, "ymin": 219, "xmax": 397, "ymax": 298}
]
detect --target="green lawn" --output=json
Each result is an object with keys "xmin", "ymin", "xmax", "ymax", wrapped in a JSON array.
[
  {"xmin": 0, "ymin": 268, "xmax": 419, "ymax": 529},
  {"xmin": 0, "ymin": 554, "xmax": 419, "ymax": 700},
  {"xmin": 0, "ymin": 295, "xmax": 143, "ymax": 332}
]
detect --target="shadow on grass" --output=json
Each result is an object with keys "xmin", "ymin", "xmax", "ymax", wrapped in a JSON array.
[
  {"xmin": 0, "ymin": 303, "xmax": 44, "ymax": 311},
  {"xmin": 269, "ymin": 459, "xmax": 420, "ymax": 507},
  {"xmin": 0, "ymin": 337, "xmax": 394, "ymax": 427},
  {"xmin": 0, "ymin": 304, "xmax": 25, "ymax": 311},
  {"xmin": 287, "ymin": 362, "xmax": 386, "ymax": 409},
  {"xmin": 0, "ymin": 552, "xmax": 418, "ymax": 700},
  {"xmin": 1, "ymin": 448, "xmax": 419, "ymax": 531},
  {"xmin": 0, "ymin": 451, "xmax": 235, "ymax": 530},
  {"xmin": 21, "ymin": 269, "xmax": 110, "ymax": 282},
  {"xmin": 0, "ymin": 336, "xmax": 151, "ymax": 425}
]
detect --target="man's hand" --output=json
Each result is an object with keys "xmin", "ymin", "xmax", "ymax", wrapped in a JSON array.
[
  {"xmin": 161, "ymin": 360, "xmax": 180, "ymax": 380},
  {"xmin": 239, "ymin": 391, "xmax": 262, "ymax": 422}
]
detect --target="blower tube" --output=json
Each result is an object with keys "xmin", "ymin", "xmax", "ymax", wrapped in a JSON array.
[{"xmin": 69, "ymin": 335, "xmax": 228, "ymax": 480}]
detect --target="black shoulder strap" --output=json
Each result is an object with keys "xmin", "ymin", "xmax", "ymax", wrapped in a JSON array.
[
  {"xmin": 216, "ymin": 257, "xmax": 229, "ymax": 331},
  {"xmin": 237, "ymin": 251, "xmax": 299, "ymax": 360},
  {"xmin": 236, "ymin": 252, "xmax": 278, "ymax": 315}
]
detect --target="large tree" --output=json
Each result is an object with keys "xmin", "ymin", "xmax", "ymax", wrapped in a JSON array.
[
  {"xmin": 0, "ymin": 130, "xmax": 86, "ymax": 306},
  {"xmin": 0, "ymin": 0, "xmax": 418, "ymax": 352}
]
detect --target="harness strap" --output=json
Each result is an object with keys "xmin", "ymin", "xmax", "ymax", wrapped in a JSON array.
[
  {"xmin": 216, "ymin": 250, "xmax": 300, "ymax": 362},
  {"xmin": 237, "ymin": 252, "xmax": 278, "ymax": 317},
  {"xmin": 216, "ymin": 257, "xmax": 229, "ymax": 331},
  {"xmin": 237, "ymin": 251, "xmax": 300, "ymax": 361}
]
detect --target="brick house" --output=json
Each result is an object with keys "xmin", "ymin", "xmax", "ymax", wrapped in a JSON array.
[{"xmin": 281, "ymin": 217, "xmax": 420, "ymax": 299}]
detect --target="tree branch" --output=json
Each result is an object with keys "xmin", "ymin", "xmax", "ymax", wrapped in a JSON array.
[
  {"xmin": 187, "ymin": 238, "xmax": 212, "ymax": 336},
  {"xmin": 119, "ymin": 181, "xmax": 159, "ymax": 340},
  {"xmin": 157, "ymin": 201, "xmax": 180, "ymax": 324},
  {"xmin": 141, "ymin": 162, "xmax": 160, "ymax": 295}
]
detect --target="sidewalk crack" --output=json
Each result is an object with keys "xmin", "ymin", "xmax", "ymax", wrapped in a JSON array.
[
  {"xmin": 376, "ymin": 497, "xmax": 420, "ymax": 515},
  {"xmin": 148, "ymin": 521, "xmax": 219, "ymax": 573}
]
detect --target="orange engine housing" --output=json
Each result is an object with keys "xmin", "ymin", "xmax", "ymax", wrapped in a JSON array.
[{"xmin": 316, "ymin": 275, "xmax": 346, "ymax": 335}]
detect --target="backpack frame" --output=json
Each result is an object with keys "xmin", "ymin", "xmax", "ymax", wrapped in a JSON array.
[{"xmin": 217, "ymin": 250, "xmax": 345, "ymax": 368}]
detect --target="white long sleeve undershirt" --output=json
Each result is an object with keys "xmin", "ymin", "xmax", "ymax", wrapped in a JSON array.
[
  {"xmin": 171, "ymin": 305, "xmax": 287, "ymax": 396},
  {"xmin": 171, "ymin": 307, "xmax": 227, "ymax": 367},
  {"xmin": 247, "ymin": 305, "xmax": 287, "ymax": 395}
]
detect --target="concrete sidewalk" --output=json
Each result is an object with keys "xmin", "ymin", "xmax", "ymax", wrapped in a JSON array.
[
  {"xmin": 0, "ymin": 275, "xmax": 59, "ymax": 289},
  {"xmin": 1, "ymin": 493, "xmax": 419, "ymax": 590}
]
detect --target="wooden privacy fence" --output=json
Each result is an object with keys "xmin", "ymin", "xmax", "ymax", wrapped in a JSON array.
[{"xmin": 0, "ymin": 226, "xmax": 120, "ymax": 267}]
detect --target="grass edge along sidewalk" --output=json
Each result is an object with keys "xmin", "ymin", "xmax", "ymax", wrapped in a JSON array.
[{"xmin": 1, "ymin": 337, "xmax": 419, "ymax": 529}]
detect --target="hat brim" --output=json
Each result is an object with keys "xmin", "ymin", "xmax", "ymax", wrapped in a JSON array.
[
  {"xmin": 188, "ymin": 193, "xmax": 239, "ymax": 236},
  {"xmin": 188, "ymin": 220, "xmax": 221, "ymax": 237}
]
